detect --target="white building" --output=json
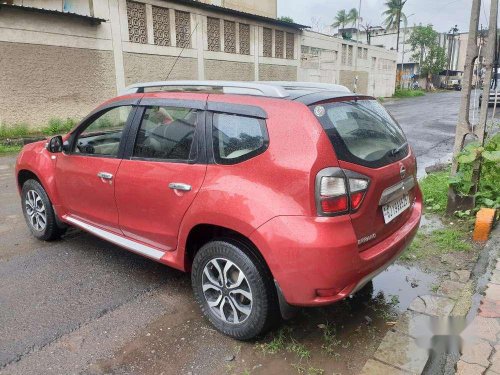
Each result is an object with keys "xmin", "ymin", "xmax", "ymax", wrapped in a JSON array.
[
  {"xmin": 300, "ymin": 30, "xmax": 397, "ymax": 98},
  {"xmin": 354, "ymin": 26, "xmax": 467, "ymax": 86}
]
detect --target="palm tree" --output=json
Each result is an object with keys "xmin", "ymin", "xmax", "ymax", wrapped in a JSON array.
[
  {"xmin": 348, "ymin": 8, "xmax": 359, "ymax": 27},
  {"xmin": 332, "ymin": 9, "xmax": 349, "ymax": 30},
  {"xmin": 382, "ymin": 0, "xmax": 408, "ymax": 51}
]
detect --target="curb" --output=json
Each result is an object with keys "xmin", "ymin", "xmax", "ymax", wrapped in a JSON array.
[{"xmin": 455, "ymin": 226, "xmax": 500, "ymax": 374}]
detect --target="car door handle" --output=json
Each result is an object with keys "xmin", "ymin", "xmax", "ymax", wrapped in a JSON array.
[
  {"xmin": 168, "ymin": 182, "xmax": 191, "ymax": 191},
  {"xmin": 97, "ymin": 172, "xmax": 113, "ymax": 180}
]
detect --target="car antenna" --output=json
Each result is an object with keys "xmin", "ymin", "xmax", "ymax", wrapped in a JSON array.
[{"xmin": 165, "ymin": 22, "xmax": 199, "ymax": 80}]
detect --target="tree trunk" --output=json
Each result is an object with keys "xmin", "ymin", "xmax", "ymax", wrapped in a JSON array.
[{"xmin": 426, "ymin": 73, "xmax": 432, "ymax": 91}]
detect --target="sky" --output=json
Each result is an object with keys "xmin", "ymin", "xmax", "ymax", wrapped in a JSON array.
[{"xmin": 277, "ymin": 0, "xmax": 493, "ymax": 34}]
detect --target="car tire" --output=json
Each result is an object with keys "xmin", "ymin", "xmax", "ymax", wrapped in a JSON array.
[
  {"xmin": 191, "ymin": 239, "xmax": 279, "ymax": 340},
  {"xmin": 21, "ymin": 179, "xmax": 66, "ymax": 241}
]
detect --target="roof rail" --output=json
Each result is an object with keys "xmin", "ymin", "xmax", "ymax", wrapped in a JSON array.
[
  {"xmin": 121, "ymin": 80, "xmax": 290, "ymax": 98},
  {"xmin": 259, "ymin": 81, "xmax": 351, "ymax": 93}
]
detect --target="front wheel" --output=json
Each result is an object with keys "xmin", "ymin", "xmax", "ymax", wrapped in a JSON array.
[
  {"xmin": 191, "ymin": 240, "xmax": 279, "ymax": 340},
  {"xmin": 21, "ymin": 179, "xmax": 66, "ymax": 241}
]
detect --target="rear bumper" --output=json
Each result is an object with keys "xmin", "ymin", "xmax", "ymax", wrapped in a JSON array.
[{"xmin": 249, "ymin": 193, "xmax": 422, "ymax": 307}]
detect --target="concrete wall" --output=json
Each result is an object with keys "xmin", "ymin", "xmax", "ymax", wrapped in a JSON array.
[
  {"xmin": 123, "ymin": 53, "xmax": 198, "ymax": 84},
  {"xmin": 204, "ymin": 60, "xmax": 255, "ymax": 80},
  {"xmin": 259, "ymin": 64, "xmax": 297, "ymax": 81},
  {"xmin": 0, "ymin": 6, "xmax": 115, "ymax": 125},
  {"xmin": 0, "ymin": 0, "xmax": 300, "ymax": 127},
  {"xmin": 299, "ymin": 30, "xmax": 397, "ymax": 97}
]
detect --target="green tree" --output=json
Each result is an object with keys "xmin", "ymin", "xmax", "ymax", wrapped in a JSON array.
[
  {"xmin": 332, "ymin": 9, "xmax": 349, "ymax": 30},
  {"xmin": 382, "ymin": 0, "xmax": 408, "ymax": 51},
  {"xmin": 408, "ymin": 25, "xmax": 447, "ymax": 89},
  {"xmin": 348, "ymin": 8, "xmax": 359, "ymax": 27},
  {"xmin": 278, "ymin": 16, "xmax": 294, "ymax": 23}
]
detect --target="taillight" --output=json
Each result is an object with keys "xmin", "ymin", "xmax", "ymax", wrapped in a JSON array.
[
  {"xmin": 348, "ymin": 177, "xmax": 369, "ymax": 210},
  {"xmin": 315, "ymin": 168, "xmax": 370, "ymax": 216},
  {"xmin": 318, "ymin": 175, "xmax": 349, "ymax": 214}
]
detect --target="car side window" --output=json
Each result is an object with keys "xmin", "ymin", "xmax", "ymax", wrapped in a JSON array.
[
  {"xmin": 74, "ymin": 106, "xmax": 133, "ymax": 157},
  {"xmin": 212, "ymin": 113, "xmax": 268, "ymax": 164},
  {"xmin": 133, "ymin": 106, "xmax": 198, "ymax": 161}
]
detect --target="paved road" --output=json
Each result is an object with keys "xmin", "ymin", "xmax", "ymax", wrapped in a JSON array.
[
  {"xmin": 385, "ymin": 90, "xmax": 499, "ymax": 178},
  {"xmin": 0, "ymin": 91, "xmax": 474, "ymax": 374},
  {"xmin": 385, "ymin": 91, "xmax": 460, "ymax": 178}
]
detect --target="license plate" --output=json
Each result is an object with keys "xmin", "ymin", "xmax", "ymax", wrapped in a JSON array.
[{"xmin": 382, "ymin": 194, "xmax": 410, "ymax": 223}]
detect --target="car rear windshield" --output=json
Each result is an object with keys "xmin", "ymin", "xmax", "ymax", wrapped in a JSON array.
[{"xmin": 310, "ymin": 99, "xmax": 408, "ymax": 168}]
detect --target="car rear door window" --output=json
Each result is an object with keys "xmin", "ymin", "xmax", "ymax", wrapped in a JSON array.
[
  {"xmin": 74, "ymin": 106, "xmax": 133, "ymax": 157},
  {"xmin": 133, "ymin": 106, "xmax": 198, "ymax": 161},
  {"xmin": 212, "ymin": 113, "xmax": 268, "ymax": 164},
  {"xmin": 310, "ymin": 100, "xmax": 408, "ymax": 168}
]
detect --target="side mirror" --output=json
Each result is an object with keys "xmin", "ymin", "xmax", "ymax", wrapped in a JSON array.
[{"xmin": 47, "ymin": 136, "xmax": 63, "ymax": 153}]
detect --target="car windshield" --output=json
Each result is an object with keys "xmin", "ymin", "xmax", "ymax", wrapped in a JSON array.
[{"xmin": 310, "ymin": 99, "xmax": 408, "ymax": 168}]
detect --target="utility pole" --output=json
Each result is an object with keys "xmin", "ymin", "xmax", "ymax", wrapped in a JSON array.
[
  {"xmin": 447, "ymin": 0, "xmax": 498, "ymax": 213},
  {"xmin": 400, "ymin": 14, "xmax": 415, "ymax": 89},
  {"xmin": 396, "ymin": 7, "xmax": 401, "ymax": 52},
  {"xmin": 353, "ymin": 0, "xmax": 362, "ymax": 93}
]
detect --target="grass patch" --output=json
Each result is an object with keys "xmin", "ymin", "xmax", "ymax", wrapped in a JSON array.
[
  {"xmin": 420, "ymin": 170, "xmax": 449, "ymax": 214},
  {"xmin": 0, "ymin": 144, "xmax": 22, "ymax": 154},
  {"xmin": 401, "ymin": 227, "xmax": 472, "ymax": 261},
  {"xmin": 41, "ymin": 118, "xmax": 77, "ymax": 135},
  {"xmin": 257, "ymin": 326, "xmax": 310, "ymax": 360},
  {"xmin": 257, "ymin": 327, "xmax": 288, "ymax": 354},
  {"xmin": 0, "ymin": 118, "xmax": 78, "ymax": 140},
  {"xmin": 321, "ymin": 323, "xmax": 341, "ymax": 356},
  {"xmin": 432, "ymin": 228, "xmax": 472, "ymax": 251},
  {"xmin": 393, "ymin": 89, "xmax": 425, "ymax": 98},
  {"xmin": 291, "ymin": 363, "xmax": 325, "ymax": 375},
  {"xmin": 0, "ymin": 123, "xmax": 30, "ymax": 138}
]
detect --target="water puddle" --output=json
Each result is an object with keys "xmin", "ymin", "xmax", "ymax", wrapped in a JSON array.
[{"xmin": 372, "ymin": 263, "xmax": 438, "ymax": 312}]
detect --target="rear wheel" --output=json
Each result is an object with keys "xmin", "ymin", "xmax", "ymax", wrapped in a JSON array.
[
  {"xmin": 21, "ymin": 179, "xmax": 66, "ymax": 241},
  {"xmin": 191, "ymin": 240, "xmax": 279, "ymax": 340}
]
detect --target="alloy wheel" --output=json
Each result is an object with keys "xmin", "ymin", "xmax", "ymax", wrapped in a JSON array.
[
  {"xmin": 202, "ymin": 257, "xmax": 253, "ymax": 324},
  {"xmin": 25, "ymin": 190, "xmax": 47, "ymax": 231}
]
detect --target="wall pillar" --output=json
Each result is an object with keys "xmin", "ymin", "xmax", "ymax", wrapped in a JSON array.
[
  {"xmin": 253, "ymin": 25, "xmax": 259, "ymax": 80},
  {"xmin": 109, "ymin": 0, "xmax": 126, "ymax": 93},
  {"xmin": 196, "ymin": 13, "xmax": 205, "ymax": 79}
]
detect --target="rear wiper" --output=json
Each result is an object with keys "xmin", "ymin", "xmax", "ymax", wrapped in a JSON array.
[{"xmin": 390, "ymin": 142, "xmax": 408, "ymax": 156}]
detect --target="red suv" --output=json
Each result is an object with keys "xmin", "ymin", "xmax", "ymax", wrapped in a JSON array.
[{"xmin": 16, "ymin": 81, "xmax": 421, "ymax": 340}]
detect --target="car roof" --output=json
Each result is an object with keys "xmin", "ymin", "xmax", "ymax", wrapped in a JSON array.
[{"xmin": 118, "ymin": 81, "xmax": 373, "ymax": 106}]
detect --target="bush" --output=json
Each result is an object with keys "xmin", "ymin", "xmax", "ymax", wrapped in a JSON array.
[
  {"xmin": 0, "ymin": 118, "xmax": 78, "ymax": 140},
  {"xmin": 393, "ymin": 89, "xmax": 425, "ymax": 98},
  {"xmin": 0, "ymin": 123, "xmax": 30, "ymax": 139},
  {"xmin": 450, "ymin": 133, "xmax": 500, "ymax": 209},
  {"xmin": 42, "ymin": 118, "xmax": 77, "ymax": 135}
]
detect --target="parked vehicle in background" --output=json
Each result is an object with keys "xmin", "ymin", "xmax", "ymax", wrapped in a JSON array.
[
  {"xmin": 441, "ymin": 79, "xmax": 462, "ymax": 91},
  {"xmin": 479, "ymin": 70, "xmax": 500, "ymax": 106},
  {"xmin": 15, "ymin": 81, "xmax": 422, "ymax": 340}
]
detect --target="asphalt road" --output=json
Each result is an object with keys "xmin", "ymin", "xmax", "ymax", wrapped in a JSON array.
[
  {"xmin": 0, "ymin": 91, "xmax": 476, "ymax": 374},
  {"xmin": 384, "ymin": 91, "xmax": 461, "ymax": 178}
]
